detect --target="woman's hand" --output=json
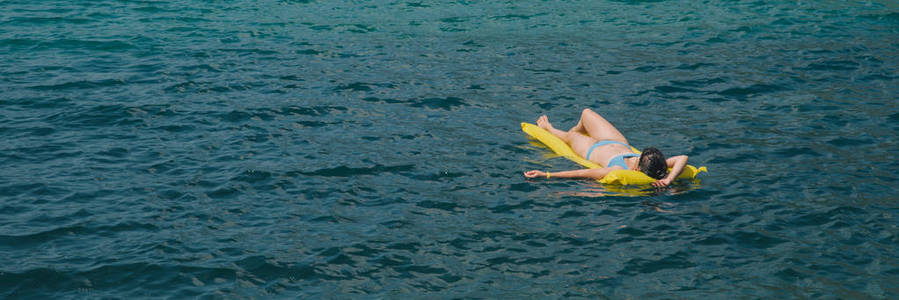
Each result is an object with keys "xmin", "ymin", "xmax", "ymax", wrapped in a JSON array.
[
  {"xmin": 652, "ymin": 177, "xmax": 673, "ymax": 187},
  {"xmin": 524, "ymin": 170, "xmax": 546, "ymax": 178},
  {"xmin": 653, "ymin": 155, "xmax": 688, "ymax": 187}
]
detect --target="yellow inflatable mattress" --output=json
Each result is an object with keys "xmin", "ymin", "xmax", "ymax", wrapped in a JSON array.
[{"xmin": 522, "ymin": 122, "xmax": 706, "ymax": 185}]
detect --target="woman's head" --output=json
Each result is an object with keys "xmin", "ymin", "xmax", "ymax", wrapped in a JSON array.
[{"xmin": 638, "ymin": 147, "xmax": 668, "ymax": 179}]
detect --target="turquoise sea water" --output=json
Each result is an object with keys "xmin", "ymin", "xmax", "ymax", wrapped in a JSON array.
[{"xmin": 2, "ymin": 0, "xmax": 898, "ymax": 298}]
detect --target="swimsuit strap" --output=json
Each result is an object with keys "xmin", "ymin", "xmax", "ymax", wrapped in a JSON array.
[
  {"xmin": 608, "ymin": 153, "xmax": 640, "ymax": 170},
  {"xmin": 585, "ymin": 140, "xmax": 632, "ymax": 162}
]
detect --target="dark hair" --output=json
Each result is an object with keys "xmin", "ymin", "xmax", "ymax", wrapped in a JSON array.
[{"xmin": 638, "ymin": 147, "xmax": 668, "ymax": 179}]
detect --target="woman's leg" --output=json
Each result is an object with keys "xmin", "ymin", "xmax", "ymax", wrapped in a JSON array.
[
  {"xmin": 537, "ymin": 115, "xmax": 597, "ymax": 158},
  {"xmin": 576, "ymin": 108, "xmax": 628, "ymax": 144},
  {"xmin": 569, "ymin": 118, "xmax": 587, "ymax": 135}
]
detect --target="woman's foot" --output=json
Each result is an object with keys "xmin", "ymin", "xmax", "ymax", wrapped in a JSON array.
[
  {"xmin": 536, "ymin": 115, "xmax": 554, "ymax": 131},
  {"xmin": 537, "ymin": 115, "xmax": 570, "ymax": 140}
]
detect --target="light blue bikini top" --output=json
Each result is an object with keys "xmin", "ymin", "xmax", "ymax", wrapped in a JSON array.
[{"xmin": 585, "ymin": 140, "xmax": 639, "ymax": 170}]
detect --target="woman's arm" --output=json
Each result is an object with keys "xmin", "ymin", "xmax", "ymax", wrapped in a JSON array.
[
  {"xmin": 524, "ymin": 167, "xmax": 618, "ymax": 180},
  {"xmin": 653, "ymin": 155, "xmax": 688, "ymax": 187}
]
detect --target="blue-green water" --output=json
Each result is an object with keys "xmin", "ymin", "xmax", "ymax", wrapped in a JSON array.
[{"xmin": 2, "ymin": 0, "xmax": 898, "ymax": 298}]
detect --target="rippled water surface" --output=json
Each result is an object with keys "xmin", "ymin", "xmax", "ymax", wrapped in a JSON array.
[{"xmin": 3, "ymin": 0, "xmax": 898, "ymax": 298}]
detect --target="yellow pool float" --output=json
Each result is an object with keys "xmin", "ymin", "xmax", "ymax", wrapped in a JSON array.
[{"xmin": 522, "ymin": 122, "xmax": 707, "ymax": 185}]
